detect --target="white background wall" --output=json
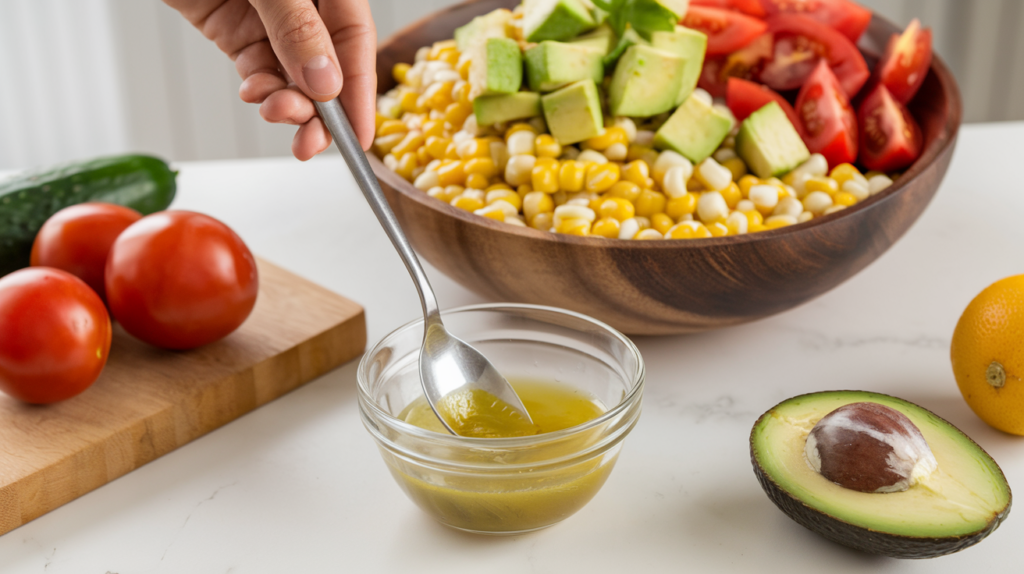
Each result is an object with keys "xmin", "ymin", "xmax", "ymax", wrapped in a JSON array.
[{"xmin": 0, "ymin": 0, "xmax": 1022, "ymax": 171}]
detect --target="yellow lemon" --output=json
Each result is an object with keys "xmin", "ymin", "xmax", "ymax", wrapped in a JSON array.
[{"xmin": 951, "ymin": 275, "xmax": 1024, "ymax": 434}]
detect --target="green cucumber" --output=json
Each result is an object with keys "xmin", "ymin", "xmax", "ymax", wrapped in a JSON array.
[{"xmin": 0, "ymin": 154, "xmax": 176, "ymax": 276}]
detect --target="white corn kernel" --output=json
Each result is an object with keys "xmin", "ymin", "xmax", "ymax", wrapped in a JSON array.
[
  {"xmin": 568, "ymin": 191, "xmax": 599, "ymax": 202},
  {"xmin": 504, "ymin": 154, "xmax": 536, "ymax": 186},
  {"xmin": 605, "ymin": 142, "xmax": 628, "ymax": 161},
  {"xmin": 523, "ymin": 192, "xmax": 553, "ymax": 220},
  {"xmin": 698, "ymin": 158, "xmax": 732, "ymax": 191},
  {"xmin": 553, "ymin": 204, "xmax": 596, "ymax": 224},
  {"xmin": 577, "ymin": 149, "xmax": 609, "ymax": 164},
  {"xmin": 462, "ymin": 188, "xmax": 485, "ymax": 202},
  {"xmin": 474, "ymin": 204, "xmax": 507, "ymax": 221},
  {"xmin": 383, "ymin": 153, "xmax": 399, "ymax": 170},
  {"xmin": 736, "ymin": 199, "xmax": 756, "ymax": 212},
  {"xmin": 462, "ymin": 114, "xmax": 480, "ymax": 136},
  {"xmin": 634, "ymin": 216, "xmax": 651, "ymax": 230},
  {"xmin": 662, "ymin": 165, "xmax": 691, "ymax": 199},
  {"xmin": 455, "ymin": 138, "xmax": 477, "ymax": 159},
  {"xmin": 613, "ymin": 117, "xmax": 638, "ymax": 142},
  {"xmin": 634, "ymin": 130, "xmax": 655, "ymax": 146},
  {"xmin": 433, "ymin": 69, "xmax": 462, "ymax": 84},
  {"xmin": 798, "ymin": 211, "xmax": 814, "ymax": 223},
  {"xmin": 789, "ymin": 171, "xmax": 812, "ymax": 198},
  {"xmin": 376, "ymin": 95, "xmax": 401, "ymax": 118},
  {"xmin": 799, "ymin": 154, "xmax": 829, "ymax": 177},
  {"xmin": 749, "ymin": 185, "xmax": 780, "ymax": 211},
  {"xmin": 635, "ymin": 228, "xmax": 663, "ymax": 240},
  {"xmin": 726, "ymin": 211, "xmax": 749, "ymax": 234},
  {"xmin": 567, "ymin": 198, "xmax": 591, "ymax": 206},
  {"xmin": 842, "ymin": 179, "xmax": 870, "ymax": 201},
  {"xmin": 425, "ymin": 159, "xmax": 442, "ymax": 173},
  {"xmin": 697, "ymin": 191, "xmax": 729, "ymax": 222},
  {"xmin": 490, "ymin": 140, "xmax": 510, "ymax": 171},
  {"xmin": 507, "ymin": 130, "xmax": 536, "ymax": 156},
  {"xmin": 693, "ymin": 88, "xmax": 713, "ymax": 107},
  {"xmin": 803, "ymin": 191, "xmax": 834, "ymax": 215},
  {"xmin": 452, "ymin": 130, "xmax": 473, "ymax": 145},
  {"xmin": 414, "ymin": 170, "xmax": 440, "ymax": 190},
  {"xmin": 868, "ymin": 174, "xmax": 894, "ymax": 195},
  {"xmin": 773, "ymin": 196, "xmax": 803, "ymax": 218},
  {"xmin": 504, "ymin": 216, "xmax": 526, "ymax": 227},
  {"xmin": 653, "ymin": 150, "xmax": 692, "ymax": 186},
  {"xmin": 427, "ymin": 186, "xmax": 445, "ymax": 199},
  {"xmin": 490, "ymin": 199, "xmax": 520, "ymax": 217},
  {"xmin": 824, "ymin": 205, "xmax": 847, "ymax": 215},
  {"xmin": 765, "ymin": 214, "xmax": 798, "ymax": 227},
  {"xmin": 414, "ymin": 47, "xmax": 429, "ymax": 62},
  {"xmin": 618, "ymin": 217, "xmax": 640, "ymax": 239},
  {"xmin": 713, "ymin": 147, "xmax": 737, "ymax": 163}
]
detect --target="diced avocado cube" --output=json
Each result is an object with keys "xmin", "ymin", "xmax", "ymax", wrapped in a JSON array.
[
  {"xmin": 473, "ymin": 92, "xmax": 543, "ymax": 126},
  {"xmin": 651, "ymin": 26, "xmax": 707, "ymax": 106},
  {"xmin": 541, "ymin": 79, "xmax": 604, "ymax": 145},
  {"xmin": 525, "ymin": 41, "xmax": 604, "ymax": 92},
  {"xmin": 602, "ymin": 25, "xmax": 650, "ymax": 68},
  {"xmin": 454, "ymin": 9, "xmax": 512, "ymax": 52},
  {"xmin": 570, "ymin": 25, "xmax": 616, "ymax": 55},
  {"xmin": 656, "ymin": 0, "xmax": 690, "ymax": 18},
  {"xmin": 735, "ymin": 102, "xmax": 811, "ymax": 179},
  {"xmin": 608, "ymin": 45, "xmax": 685, "ymax": 118},
  {"xmin": 468, "ymin": 37, "xmax": 523, "ymax": 98},
  {"xmin": 653, "ymin": 93, "xmax": 733, "ymax": 163},
  {"xmin": 523, "ymin": 0, "xmax": 596, "ymax": 43}
]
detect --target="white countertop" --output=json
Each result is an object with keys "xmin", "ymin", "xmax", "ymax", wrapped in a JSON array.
[{"xmin": 2, "ymin": 122, "xmax": 1023, "ymax": 572}]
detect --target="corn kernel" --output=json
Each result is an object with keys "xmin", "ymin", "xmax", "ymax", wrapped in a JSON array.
[
  {"xmin": 622, "ymin": 160, "xmax": 650, "ymax": 188},
  {"xmin": 453, "ymin": 80, "xmax": 472, "ymax": 104},
  {"xmin": 535, "ymin": 134, "xmax": 562, "ymax": 158},
  {"xmin": 707, "ymin": 221, "xmax": 729, "ymax": 237},
  {"xmin": 721, "ymin": 157, "xmax": 748, "ymax": 182},
  {"xmin": 451, "ymin": 194, "xmax": 484, "ymax": 212},
  {"xmin": 667, "ymin": 221, "xmax": 712, "ymax": 239},
  {"xmin": 437, "ymin": 47, "xmax": 460, "ymax": 67},
  {"xmin": 597, "ymin": 197, "xmax": 635, "ymax": 221},
  {"xmin": 765, "ymin": 214, "xmax": 798, "ymax": 229},
  {"xmin": 414, "ymin": 170, "xmax": 440, "ymax": 191},
  {"xmin": 428, "ymin": 40, "xmax": 457, "ymax": 60},
  {"xmin": 517, "ymin": 184, "xmax": 533, "ymax": 198},
  {"xmin": 720, "ymin": 182, "xmax": 742, "ymax": 209},
  {"xmin": 829, "ymin": 163, "xmax": 862, "ymax": 187},
  {"xmin": 651, "ymin": 213, "xmax": 674, "ymax": 235},
  {"xmin": 400, "ymin": 90, "xmax": 424, "ymax": 113},
  {"xmin": 475, "ymin": 204, "xmax": 506, "ymax": 221},
  {"xmin": 392, "ymin": 62, "xmax": 411, "ymax": 84},
  {"xmin": 697, "ymin": 191, "xmax": 729, "ymax": 222},
  {"xmin": 833, "ymin": 191, "xmax": 858, "ymax": 207},
  {"xmin": 374, "ymin": 133, "xmax": 405, "ymax": 155},
  {"xmin": 803, "ymin": 191, "xmax": 834, "ymax": 215},
  {"xmin": 437, "ymin": 160, "xmax": 467, "ymax": 186},
  {"xmin": 505, "ymin": 123, "xmax": 537, "ymax": 138},
  {"xmin": 394, "ymin": 153, "xmax": 418, "ymax": 180},
  {"xmin": 530, "ymin": 211, "xmax": 554, "ymax": 230},
  {"xmin": 652, "ymin": 150, "xmax": 692, "ymax": 187},
  {"xmin": 504, "ymin": 155, "xmax": 536, "ymax": 187},
  {"xmin": 532, "ymin": 158, "xmax": 560, "ymax": 193},
  {"xmin": 523, "ymin": 191, "xmax": 553, "ymax": 221},
  {"xmin": 824, "ymin": 205, "xmax": 847, "ymax": 216},
  {"xmin": 592, "ymin": 217, "xmax": 621, "ymax": 238},
  {"xmin": 804, "ymin": 176, "xmax": 838, "ymax": 195},
  {"xmin": 555, "ymin": 218, "xmax": 591, "ymax": 236},
  {"xmin": 585, "ymin": 163, "xmax": 621, "ymax": 192},
  {"xmin": 726, "ymin": 211, "xmax": 748, "ymax": 235},
  {"xmin": 444, "ymin": 103, "xmax": 472, "ymax": 129},
  {"xmin": 634, "ymin": 228, "xmax": 663, "ymax": 240},
  {"xmin": 749, "ymin": 185, "xmax": 780, "ymax": 215},
  {"xmin": 416, "ymin": 146, "xmax": 431, "ymax": 165},
  {"xmin": 486, "ymin": 182, "xmax": 512, "ymax": 192},
  {"xmin": 464, "ymin": 156, "xmax": 498, "ymax": 178},
  {"xmin": 390, "ymin": 131, "xmax": 425, "ymax": 158},
  {"xmin": 626, "ymin": 144, "xmax": 653, "ymax": 162},
  {"xmin": 375, "ymin": 112, "xmax": 389, "ymax": 131},
  {"xmin": 583, "ymin": 126, "xmax": 627, "ymax": 151},
  {"xmin": 377, "ymin": 119, "xmax": 408, "ymax": 137},
  {"xmin": 605, "ymin": 181, "xmax": 641, "ymax": 203},
  {"xmin": 742, "ymin": 210, "xmax": 764, "ymax": 228},
  {"xmin": 696, "ymin": 158, "xmax": 733, "ymax": 191},
  {"xmin": 738, "ymin": 175, "xmax": 760, "ymax": 197},
  {"xmin": 666, "ymin": 193, "xmax": 698, "ymax": 219},
  {"xmin": 773, "ymin": 197, "xmax": 803, "ymax": 218},
  {"xmin": 425, "ymin": 136, "xmax": 450, "ymax": 159},
  {"xmin": 635, "ymin": 190, "xmax": 667, "ymax": 218},
  {"xmin": 444, "ymin": 141, "xmax": 459, "ymax": 159},
  {"xmin": 465, "ymin": 173, "xmax": 489, "ymax": 190}
]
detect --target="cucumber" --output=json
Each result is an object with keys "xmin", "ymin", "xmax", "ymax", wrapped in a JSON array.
[{"xmin": 0, "ymin": 154, "xmax": 176, "ymax": 276}]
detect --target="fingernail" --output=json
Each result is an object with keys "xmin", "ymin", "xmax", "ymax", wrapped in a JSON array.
[{"xmin": 303, "ymin": 55, "xmax": 341, "ymax": 96}]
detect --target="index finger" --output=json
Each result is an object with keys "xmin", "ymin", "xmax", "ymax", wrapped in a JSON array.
[{"xmin": 320, "ymin": 0, "xmax": 377, "ymax": 150}]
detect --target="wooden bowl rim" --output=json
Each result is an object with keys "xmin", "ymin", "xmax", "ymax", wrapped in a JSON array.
[{"xmin": 373, "ymin": 4, "xmax": 963, "ymax": 250}]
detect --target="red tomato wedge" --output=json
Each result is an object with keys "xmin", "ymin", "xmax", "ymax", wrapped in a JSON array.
[
  {"xmin": 699, "ymin": 33, "xmax": 774, "ymax": 96},
  {"xmin": 858, "ymin": 84, "xmax": 922, "ymax": 172},
  {"xmin": 691, "ymin": 0, "xmax": 766, "ymax": 18},
  {"xmin": 873, "ymin": 18, "xmax": 932, "ymax": 104},
  {"xmin": 727, "ymin": 78, "xmax": 802, "ymax": 129},
  {"xmin": 682, "ymin": 6, "xmax": 769, "ymax": 57},
  {"xmin": 795, "ymin": 60, "xmax": 858, "ymax": 167},
  {"xmin": 759, "ymin": 14, "xmax": 870, "ymax": 97},
  {"xmin": 758, "ymin": 0, "xmax": 871, "ymax": 42}
]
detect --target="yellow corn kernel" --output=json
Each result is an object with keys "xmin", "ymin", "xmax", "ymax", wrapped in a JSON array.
[
  {"xmin": 804, "ymin": 176, "xmax": 838, "ymax": 195},
  {"xmin": 585, "ymin": 163, "xmax": 621, "ymax": 192},
  {"xmin": 665, "ymin": 193, "xmax": 698, "ymax": 219},
  {"xmin": 707, "ymin": 221, "xmax": 729, "ymax": 237},
  {"xmin": 555, "ymin": 218, "xmax": 591, "ymax": 236},
  {"xmin": 505, "ymin": 123, "xmax": 537, "ymax": 139},
  {"xmin": 517, "ymin": 184, "xmax": 533, "ymax": 198},
  {"xmin": 535, "ymin": 134, "xmax": 562, "ymax": 158},
  {"xmin": 667, "ymin": 222, "xmax": 712, "ymax": 239},
  {"xmin": 833, "ymin": 191, "xmax": 858, "ymax": 207},
  {"xmin": 465, "ymin": 173, "xmax": 489, "ymax": 190},
  {"xmin": 421, "ymin": 120, "xmax": 444, "ymax": 138},
  {"xmin": 390, "ymin": 131, "xmax": 425, "ymax": 158},
  {"xmin": 591, "ymin": 217, "xmax": 621, "ymax": 238},
  {"xmin": 558, "ymin": 160, "xmax": 587, "ymax": 192},
  {"xmin": 742, "ymin": 210, "xmax": 764, "ymax": 227},
  {"xmin": 486, "ymin": 182, "xmax": 512, "ymax": 192},
  {"xmin": 764, "ymin": 217, "xmax": 794, "ymax": 230},
  {"xmin": 464, "ymin": 156, "xmax": 498, "ymax": 179},
  {"xmin": 373, "ymin": 133, "xmax": 405, "ymax": 156},
  {"xmin": 738, "ymin": 175, "xmax": 760, "ymax": 197},
  {"xmin": 457, "ymin": 58, "xmax": 473, "ymax": 81},
  {"xmin": 451, "ymin": 194, "xmax": 484, "ymax": 212},
  {"xmin": 523, "ymin": 191, "xmax": 553, "ymax": 221},
  {"xmin": 749, "ymin": 222, "xmax": 767, "ymax": 233},
  {"xmin": 377, "ymin": 119, "xmax": 408, "ymax": 137},
  {"xmin": 584, "ymin": 126, "xmax": 628, "ymax": 151},
  {"xmin": 444, "ymin": 103, "xmax": 472, "ymax": 129},
  {"xmin": 436, "ymin": 161, "xmax": 466, "ymax": 186},
  {"xmin": 454, "ymin": 80, "xmax": 472, "ymax": 104},
  {"xmin": 720, "ymin": 182, "xmax": 742, "ymax": 209},
  {"xmin": 392, "ymin": 62, "xmax": 411, "ymax": 84},
  {"xmin": 622, "ymin": 160, "xmax": 650, "ymax": 187},
  {"xmin": 375, "ymin": 112, "xmax": 389, "ymax": 131},
  {"xmin": 597, "ymin": 197, "xmax": 635, "ymax": 221},
  {"xmin": 830, "ymin": 163, "xmax": 862, "ymax": 187},
  {"xmin": 476, "ymin": 206, "xmax": 506, "ymax": 222},
  {"xmin": 651, "ymin": 213, "xmax": 674, "ymax": 235},
  {"xmin": 635, "ymin": 190, "xmax": 667, "ymax": 218},
  {"xmin": 532, "ymin": 158, "xmax": 560, "ymax": 193},
  {"xmin": 399, "ymin": 90, "xmax": 423, "ymax": 113},
  {"xmin": 458, "ymin": 138, "xmax": 490, "ymax": 160},
  {"xmin": 395, "ymin": 153, "xmax": 418, "ymax": 180},
  {"xmin": 425, "ymin": 136, "xmax": 450, "ymax": 159},
  {"xmin": 721, "ymin": 157, "xmax": 748, "ymax": 182},
  {"xmin": 423, "ymin": 81, "xmax": 455, "ymax": 111},
  {"xmin": 428, "ymin": 40, "xmax": 457, "ymax": 59},
  {"xmin": 530, "ymin": 211, "xmax": 554, "ymax": 230},
  {"xmin": 444, "ymin": 141, "xmax": 460, "ymax": 160},
  {"xmin": 437, "ymin": 48, "xmax": 461, "ymax": 67},
  {"xmin": 438, "ymin": 185, "xmax": 464, "ymax": 202},
  {"xmin": 487, "ymin": 189, "xmax": 522, "ymax": 210},
  {"xmin": 416, "ymin": 146, "xmax": 431, "ymax": 165}
]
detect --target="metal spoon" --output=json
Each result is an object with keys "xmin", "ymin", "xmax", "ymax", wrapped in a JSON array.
[{"xmin": 314, "ymin": 98, "xmax": 533, "ymax": 434}]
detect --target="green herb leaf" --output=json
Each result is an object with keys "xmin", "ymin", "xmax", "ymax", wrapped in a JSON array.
[{"xmin": 595, "ymin": 0, "xmax": 679, "ymax": 40}]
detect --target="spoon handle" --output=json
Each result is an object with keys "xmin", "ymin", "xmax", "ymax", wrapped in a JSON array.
[{"xmin": 315, "ymin": 98, "xmax": 441, "ymax": 324}]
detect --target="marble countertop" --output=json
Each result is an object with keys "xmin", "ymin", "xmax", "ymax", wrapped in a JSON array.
[{"xmin": 2, "ymin": 122, "xmax": 1023, "ymax": 573}]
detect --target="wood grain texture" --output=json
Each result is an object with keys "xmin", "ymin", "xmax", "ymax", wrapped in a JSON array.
[
  {"xmin": 371, "ymin": 0, "xmax": 962, "ymax": 335},
  {"xmin": 0, "ymin": 258, "xmax": 366, "ymax": 536}
]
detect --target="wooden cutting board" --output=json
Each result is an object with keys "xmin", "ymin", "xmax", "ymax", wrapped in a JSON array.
[{"xmin": 0, "ymin": 258, "xmax": 366, "ymax": 536}]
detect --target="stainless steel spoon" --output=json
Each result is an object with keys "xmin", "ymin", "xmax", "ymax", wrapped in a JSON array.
[{"xmin": 314, "ymin": 98, "xmax": 533, "ymax": 434}]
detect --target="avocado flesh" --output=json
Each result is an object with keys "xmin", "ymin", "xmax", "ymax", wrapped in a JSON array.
[{"xmin": 751, "ymin": 391, "xmax": 1011, "ymax": 558}]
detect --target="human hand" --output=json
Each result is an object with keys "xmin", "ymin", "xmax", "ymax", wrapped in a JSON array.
[{"xmin": 165, "ymin": 0, "xmax": 377, "ymax": 160}]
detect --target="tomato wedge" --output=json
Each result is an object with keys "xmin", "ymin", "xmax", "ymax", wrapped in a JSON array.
[
  {"xmin": 858, "ymin": 84, "xmax": 922, "ymax": 172},
  {"xmin": 873, "ymin": 18, "xmax": 932, "ymax": 104},
  {"xmin": 682, "ymin": 6, "xmax": 768, "ymax": 57},
  {"xmin": 758, "ymin": 0, "xmax": 871, "ymax": 42},
  {"xmin": 727, "ymin": 78, "xmax": 802, "ymax": 129},
  {"xmin": 795, "ymin": 60, "xmax": 858, "ymax": 167},
  {"xmin": 759, "ymin": 14, "xmax": 870, "ymax": 97},
  {"xmin": 691, "ymin": 0, "xmax": 766, "ymax": 18},
  {"xmin": 699, "ymin": 33, "xmax": 774, "ymax": 97}
]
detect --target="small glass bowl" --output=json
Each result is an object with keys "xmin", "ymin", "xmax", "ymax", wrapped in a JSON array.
[{"xmin": 357, "ymin": 303, "xmax": 645, "ymax": 535}]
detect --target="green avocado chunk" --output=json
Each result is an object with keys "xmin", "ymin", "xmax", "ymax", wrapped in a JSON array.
[
  {"xmin": 650, "ymin": 26, "xmax": 707, "ymax": 106},
  {"xmin": 656, "ymin": 0, "xmax": 690, "ymax": 18},
  {"xmin": 523, "ymin": 0, "xmax": 596, "ymax": 43},
  {"xmin": 525, "ymin": 41, "xmax": 604, "ymax": 92},
  {"xmin": 751, "ymin": 391, "xmax": 1012, "ymax": 559},
  {"xmin": 454, "ymin": 9, "xmax": 512, "ymax": 52},
  {"xmin": 570, "ymin": 24, "xmax": 616, "ymax": 55},
  {"xmin": 468, "ymin": 37, "xmax": 523, "ymax": 97},
  {"xmin": 735, "ymin": 102, "xmax": 810, "ymax": 179},
  {"xmin": 653, "ymin": 94, "xmax": 732, "ymax": 162},
  {"xmin": 473, "ymin": 92, "xmax": 543, "ymax": 126},
  {"xmin": 541, "ymin": 79, "xmax": 604, "ymax": 145},
  {"xmin": 608, "ymin": 45, "xmax": 685, "ymax": 118}
]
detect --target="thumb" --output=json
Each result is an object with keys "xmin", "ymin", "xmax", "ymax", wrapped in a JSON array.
[{"xmin": 250, "ymin": 0, "xmax": 342, "ymax": 101}]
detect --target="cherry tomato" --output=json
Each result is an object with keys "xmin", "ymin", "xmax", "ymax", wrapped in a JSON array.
[
  {"xmin": 699, "ymin": 33, "xmax": 774, "ymax": 97},
  {"xmin": 726, "ymin": 77, "xmax": 802, "ymax": 128},
  {"xmin": 796, "ymin": 60, "xmax": 858, "ymax": 167},
  {"xmin": 105, "ymin": 211, "xmax": 259, "ymax": 350},
  {"xmin": 858, "ymin": 84, "xmax": 923, "ymax": 172},
  {"xmin": 30, "ymin": 203, "xmax": 142, "ymax": 302},
  {"xmin": 0, "ymin": 267, "xmax": 111, "ymax": 404},
  {"xmin": 758, "ymin": 0, "xmax": 871, "ymax": 42},
  {"xmin": 759, "ymin": 14, "xmax": 870, "ymax": 97},
  {"xmin": 691, "ymin": 0, "xmax": 766, "ymax": 18},
  {"xmin": 872, "ymin": 18, "xmax": 932, "ymax": 104},
  {"xmin": 683, "ymin": 6, "xmax": 768, "ymax": 57}
]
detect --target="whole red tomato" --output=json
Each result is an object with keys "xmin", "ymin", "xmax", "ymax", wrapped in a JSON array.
[
  {"xmin": 0, "ymin": 267, "xmax": 112, "ymax": 404},
  {"xmin": 30, "ymin": 202, "xmax": 142, "ymax": 301},
  {"xmin": 105, "ymin": 211, "xmax": 258, "ymax": 350}
]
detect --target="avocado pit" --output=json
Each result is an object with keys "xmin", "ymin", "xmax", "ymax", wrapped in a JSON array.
[{"xmin": 805, "ymin": 402, "xmax": 938, "ymax": 493}]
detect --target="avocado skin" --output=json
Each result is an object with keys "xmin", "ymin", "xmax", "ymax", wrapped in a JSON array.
[{"xmin": 750, "ymin": 391, "xmax": 1012, "ymax": 559}]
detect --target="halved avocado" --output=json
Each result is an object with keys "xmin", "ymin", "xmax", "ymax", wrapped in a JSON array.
[{"xmin": 751, "ymin": 391, "xmax": 1011, "ymax": 559}]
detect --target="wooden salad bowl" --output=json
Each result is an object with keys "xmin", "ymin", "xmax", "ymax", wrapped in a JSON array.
[{"xmin": 371, "ymin": 0, "xmax": 962, "ymax": 335}]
